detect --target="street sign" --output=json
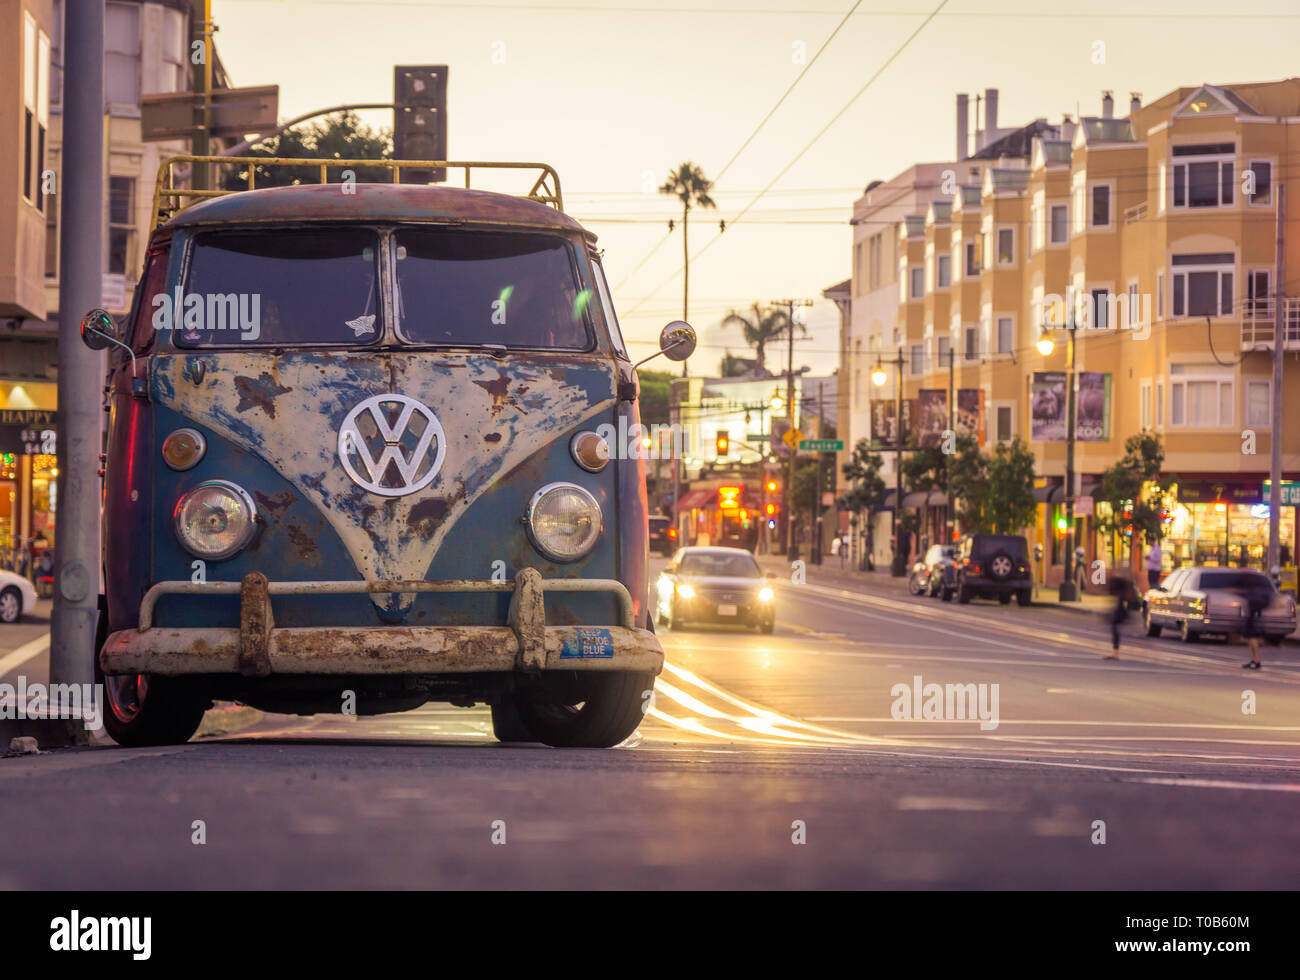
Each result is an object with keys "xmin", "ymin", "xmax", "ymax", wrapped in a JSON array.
[
  {"xmin": 782, "ymin": 427, "xmax": 803, "ymax": 450},
  {"xmin": 141, "ymin": 85, "xmax": 280, "ymax": 142},
  {"xmin": 1075, "ymin": 495, "xmax": 1094, "ymax": 516},
  {"xmin": 798, "ymin": 439, "xmax": 843, "ymax": 452},
  {"xmin": 1263, "ymin": 480, "xmax": 1300, "ymax": 506}
]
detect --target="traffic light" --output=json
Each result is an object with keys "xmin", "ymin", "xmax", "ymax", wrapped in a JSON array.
[
  {"xmin": 766, "ymin": 479, "xmax": 778, "ymax": 494},
  {"xmin": 394, "ymin": 65, "xmax": 448, "ymax": 183},
  {"xmin": 715, "ymin": 430, "xmax": 729, "ymax": 457}
]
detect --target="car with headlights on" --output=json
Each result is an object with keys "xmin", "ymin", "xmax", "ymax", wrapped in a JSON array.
[
  {"xmin": 909, "ymin": 544, "xmax": 957, "ymax": 601},
  {"xmin": 655, "ymin": 546, "xmax": 776, "ymax": 632},
  {"xmin": 1142, "ymin": 566, "xmax": 1297, "ymax": 644},
  {"xmin": 81, "ymin": 154, "xmax": 703, "ymax": 749}
]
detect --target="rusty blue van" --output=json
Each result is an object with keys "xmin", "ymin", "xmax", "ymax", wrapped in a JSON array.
[{"xmin": 82, "ymin": 157, "xmax": 694, "ymax": 748}]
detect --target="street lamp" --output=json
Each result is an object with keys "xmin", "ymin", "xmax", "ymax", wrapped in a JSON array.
[
  {"xmin": 873, "ymin": 349, "xmax": 908, "ymax": 577},
  {"xmin": 1036, "ymin": 322, "xmax": 1080, "ymax": 602}
]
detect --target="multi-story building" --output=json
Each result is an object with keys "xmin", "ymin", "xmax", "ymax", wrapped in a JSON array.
[
  {"xmin": 0, "ymin": 0, "xmax": 231, "ymax": 563},
  {"xmin": 842, "ymin": 80, "xmax": 1300, "ymax": 586}
]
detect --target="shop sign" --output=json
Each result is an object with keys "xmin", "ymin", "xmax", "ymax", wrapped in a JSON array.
[
  {"xmin": 0, "ymin": 410, "xmax": 56, "ymax": 455},
  {"xmin": 1175, "ymin": 481, "xmax": 1262, "ymax": 505}
]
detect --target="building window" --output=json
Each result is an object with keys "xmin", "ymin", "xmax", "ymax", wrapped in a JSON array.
[
  {"xmin": 161, "ymin": 7, "xmax": 188, "ymax": 92},
  {"xmin": 1090, "ymin": 289, "xmax": 1111, "ymax": 329},
  {"xmin": 995, "ymin": 316, "xmax": 1013, "ymax": 354},
  {"xmin": 937, "ymin": 254, "xmax": 951, "ymax": 288},
  {"xmin": 1171, "ymin": 144, "xmax": 1235, "ymax": 208},
  {"xmin": 1126, "ymin": 280, "xmax": 1141, "ymax": 329},
  {"xmin": 45, "ymin": 184, "xmax": 58, "ymax": 278},
  {"xmin": 964, "ymin": 241, "xmax": 978, "ymax": 277},
  {"xmin": 1170, "ymin": 368, "xmax": 1233, "ymax": 427},
  {"xmin": 106, "ymin": 1, "xmax": 142, "ymax": 110},
  {"xmin": 1247, "ymin": 160, "xmax": 1272, "ymax": 206},
  {"xmin": 1049, "ymin": 204, "xmax": 1067, "ymax": 244},
  {"xmin": 1030, "ymin": 195, "xmax": 1043, "ymax": 252},
  {"xmin": 1140, "ymin": 380, "xmax": 1152, "ymax": 430},
  {"xmin": 1171, "ymin": 254, "xmax": 1233, "ymax": 317},
  {"xmin": 909, "ymin": 266, "xmax": 924, "ymax": 300},
  {"xmin": 937, "ymin": 335, "xmax": 951, "ymax": 367},
  {"xmin": 1155, "ymin": 380, "xmax": 1163, "ymax": 428},
  {"xmin": 964, "ymin": 325, "xmax": 978, "ymax": 361},
  {"xmin": 108, "ymin": 176, "xmax": 135, "ymax": 276},
  {"xmin": 995, "ymin": 404, "xmax": 1013, "ymax": 442},
  {"xmin": 1245, "ymin": 380, "xmax": 1270, "ymax": 427},
  {"xmin": 910, "ymin": 343, "xmax": 923, "ymax": 376},
  {"xmin": 996, "ymin": 228, "xmax": 1014, "ymax": 265},
  {"xmin": 1246, "ymin": 269, "xmax": 1270, "ymax": 316},
  {"xmin": 1090, "ymin": 184, "xmax": 1111, "ymax": 227},
  {"xmin": 1157, "ymin": 272, "xmax": 1165, "ymax": 318}
]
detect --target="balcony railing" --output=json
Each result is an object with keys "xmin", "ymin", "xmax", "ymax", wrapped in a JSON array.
[{"xmin": 1241, "ymin": 298, "xmax": 1300, "ymax": 351}]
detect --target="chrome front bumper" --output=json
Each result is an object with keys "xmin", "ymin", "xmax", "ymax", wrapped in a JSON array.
[{"xmin": 101, "ymin": 568, "xmax": 663, "ymax": 677}]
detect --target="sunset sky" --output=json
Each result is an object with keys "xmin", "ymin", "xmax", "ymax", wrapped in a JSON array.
[{"xmin": 212, "ymin": 0, "xmax": 1300, "ymax": 373}]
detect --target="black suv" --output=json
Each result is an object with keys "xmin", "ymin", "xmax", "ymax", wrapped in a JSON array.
[
  {"xmin": 955, "ymin": 534, "xmax": 1033, "ymax": 606},
  {"xmin": 648, "ymin": 516, "xmax": 675, "ymax": 557}
]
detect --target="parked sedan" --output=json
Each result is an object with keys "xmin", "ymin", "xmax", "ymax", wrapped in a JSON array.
[
  {"xmin": 655, "ymin": 546, "xmax": 776, "ymax": 633},
  {"xmin": 0, "ymin": 569, "xmax": 38, "ymax": 624},
  {"xmin": 1143, "ymin": 566, "xmax": 1297, "ymax": 644},
  {"xmin": 909, "ymin": 544, "xmax": 957, "ymax": 600}
]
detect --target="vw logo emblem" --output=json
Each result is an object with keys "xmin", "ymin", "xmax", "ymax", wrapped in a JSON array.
[{"xmin": 338, "ymin": 394, "xmax": 446, "ymax": 497}]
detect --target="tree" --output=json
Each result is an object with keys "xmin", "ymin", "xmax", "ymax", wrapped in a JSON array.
[
  {"xmin": 984, "ymin": 437, "xmax": 1039, "ymax": 534},
  {"xmin": 898, "ymin": 439, "xmax": 947, "ymax": 536},
  {"xmin": 658, "ymin": 162, "xmax": 717, "ymax": 375},
  {"xmin": 1097, "ymin": 431, "xmax": 1173, "ymax": 563},
  {"xmin": 636, "ymin": 370, "xmax": 673, "ymax": 428},
  {"xmin": 222, "ymin": 110, "xmax": 392, "ymax": 190},
  {"xmin": 947, "ymin": 433, "xmax": 989, "ymax": 532},
  {"xmin": 841, "ymin": 439, "xmax": 888, "ymax": 566},
  {"xmin": 720, "ymin": 302, "xmax": 788, "ymax": 377}
]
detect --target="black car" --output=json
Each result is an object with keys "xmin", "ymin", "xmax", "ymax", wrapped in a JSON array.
[
  {"xmin": 909, "ymin": 544, "xmax": 958, "ymax": 600},
  {"xmin": 648, "ymin": 515, "xmax": 675, "ymax": 557},
  {"xmin": 955, "ymin": 534, "xmax": 1033, "ymax": 606},
  {"xmin": 655, "ymin": 546, "xmax": 776, "ymax": 632}
]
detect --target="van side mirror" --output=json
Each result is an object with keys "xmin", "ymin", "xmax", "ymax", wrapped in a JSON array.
[
  {"xmin": 658, "ymin": 321, "xmax": 696, "ymax": 362},
  {"xmin": 80, "ymin": 308, "xmax": 121, "ymax": 351}
]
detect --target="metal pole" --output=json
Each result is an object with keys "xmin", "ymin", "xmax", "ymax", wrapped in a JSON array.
[
  {"xmin": 892, "ymin": 347, "xmax": 905, "ymax": 576},
  {"xmin": 50, "ymin": 0, "xmax": 105, "ymax": 736},
  {"xmin": 191, "ymin": 0, "xmax": 212, "ymax": 190},
  {"xmin": 1059, "ymin": 321, "xmax": 1078, "ymax": 601},
  {"xmin": 1267, "ymin": 184, "xmax": 1285, "ymax": 583},
  {"xmin": 814, "ymin": 381, "xmax": 824, "ymax": 564},
  {"xmin": 784, "ymin": 302, "xmax": 795, "ymax": 556},
  {"xmin": 946, "ymin": 346, "xmax": 954, "ymax": 542}
]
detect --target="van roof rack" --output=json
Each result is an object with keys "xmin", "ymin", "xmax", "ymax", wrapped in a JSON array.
[{"xmin": 149, "ymin": 156, "xmax": 564, "ymax": 232}]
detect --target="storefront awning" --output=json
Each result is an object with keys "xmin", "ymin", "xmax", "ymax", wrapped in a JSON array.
[
  {"xmin": 903, "ymin": 490, "xmax": 948, "ymax": 507},
  {"xmin": 1033, "ymin": 481, "xmax": 1099, "ymax": 504},
  {"xmin": 677, "ymin": 489, "xmax": 713, "ymax": 510}
]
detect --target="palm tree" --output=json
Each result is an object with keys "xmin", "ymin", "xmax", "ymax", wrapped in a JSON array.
[
  {"xmin": 659, "ymin": 162, "xmax": 717, "ymax": 375},
  {"xmin": 721, "ymin": 302, "xmax": 790, "ymax": 377}
]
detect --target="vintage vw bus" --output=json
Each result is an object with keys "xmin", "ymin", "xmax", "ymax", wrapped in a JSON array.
[{"xmin": 83, "ymin": 157, "xmax": 694, "ymax": 748}]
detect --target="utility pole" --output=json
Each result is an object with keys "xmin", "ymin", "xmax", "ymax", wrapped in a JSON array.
[
  {"xmin": 1267, "ymin": 184, "xmax": 1285, "ymax": 582},
  {"xmin": 814, "ymin": 380, "xmax": 824, "ymax": 565},
  {"xmin": 774, "ymin": 298, "xmax": 812, "ymax": 556},
  {"xmin": 946, "ymin": 346, "xmax": 955, "ymax": 543},
  {"xmin": 892, "ymin": 346, "xmax": 905, "ymax": 576},
  {"xmin": 50, "ymin": 0, "xmax": 105, "ymax": 737},
  {"xmin": 1059, "ymin": 314, "xmax": 1079, "ymax": 602},
  {"xmin": 191, "ymin": 0, "xmax": 214, "ymax": 191}
]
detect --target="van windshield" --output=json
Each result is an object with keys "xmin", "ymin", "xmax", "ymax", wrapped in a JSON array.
[
  {"xmin": 178, "ymin": 229, "xmax": 381, "ymax": 346},
  {"xmin": 394, "ymin": 229, "xmax": 592, "ymax": 350}
]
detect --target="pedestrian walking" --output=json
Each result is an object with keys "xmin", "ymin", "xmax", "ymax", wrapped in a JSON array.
[
  {"xmin": 1144, "ymin": 537, "xmax": 1163, "ymax": 591},
  {"xmin": 1102, "ymin": 573, "xmax": 1132, "ymax": 660},
  {"xmin": 1238, "ymin": 576, "xmax": 1272, "ymax": 670}
]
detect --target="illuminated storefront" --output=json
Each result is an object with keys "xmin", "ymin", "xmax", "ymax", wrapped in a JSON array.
[
  {"xmin": 1163, "ymin": 482, "xmax": 1297, "ymax": 571},
  {"xmin": 0, "ymin": 383, "xmax": 58, "ymax": 570}
]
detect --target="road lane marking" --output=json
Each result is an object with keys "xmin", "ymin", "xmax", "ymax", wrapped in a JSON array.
[
  {"xmin": 803, "ymin": 718, "xmax": 1300, "ymax": 731},
  {"xmin": 0, "ymin": 634, "xmax": 50, "ymax": 677},
  {"xmin": 1134, "ymin": 777, "xmax": 1300, "ymax": 792}
]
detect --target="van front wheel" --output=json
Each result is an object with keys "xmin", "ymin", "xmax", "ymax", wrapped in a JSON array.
[
  {"xmin": 514, "ymin": 671, "xmax": 653, "ymax": 748},
  {"xmin": 98, "ymin": 670, "xmax": 209, "ymax": 746}
]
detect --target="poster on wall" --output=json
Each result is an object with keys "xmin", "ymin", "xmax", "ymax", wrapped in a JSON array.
[
  {"xmin": 955, "ymin": 388, "xmax": 986, "ymax": 446},
  {"xmin": 869, "ymin": 398, "xmax": 913, "ymax": 449},
  {"xmin": 1075, "ymin": 372, "xmax": 1112, "ymax": 442},
  {"xmin": 915, "ymin": 390, "xmax": 949, "ymax": 449},
  {"xmin": 1030, "ymin": 372, "xmax": 1067, "ymax": 441}
]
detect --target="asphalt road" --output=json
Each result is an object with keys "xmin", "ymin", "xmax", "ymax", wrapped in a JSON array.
[{"xmin": 2, "ymin": 563, "xmax": 1297, "ymax": 889}]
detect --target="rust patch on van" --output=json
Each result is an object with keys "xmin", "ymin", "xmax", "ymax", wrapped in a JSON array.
[
  {"xmin": 234, "ymin": 372, "xmax": 292, "ymax": 418},
  {"xmin": 484, "ymin": 432, "xmax": 502, "ymax": 443},
  {"xmin": 284, "ymin": 520, "xmax": 321, "ymax": 562},
  {"xmin": 407, "ymin": 497, "xmax": 449, "ymax": 537},
  {"xmin": 473, "ymin": 371, "xmax": 519, "ymax": 417},
  {"xmin": 255, "ymin": 489, "xmax": 295, "ymax": 517}
]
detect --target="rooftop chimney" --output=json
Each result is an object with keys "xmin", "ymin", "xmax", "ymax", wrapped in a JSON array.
[
  {"xmin": 1102, "ymin": 91, "xmax": 1114, "ymax": 119},
  {"xmin": 956, "ymin": 93, "xmax": 969, "ymax": 160},
  {"xmin": 983, "ymin": 88, "xmax": 999, "ymax": 147},
  {"xmin": 1129, "ymin": 92, "xmax": 1141, "ymax": 115}
]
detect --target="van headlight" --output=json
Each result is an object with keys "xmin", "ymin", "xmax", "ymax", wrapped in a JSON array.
[
  {"xmin": 174, "ymin": 480, "xmax": 258, "ymax": 560},
  {"xmin": 526, "ymin": 482, "xmax": 602, "ymax": 562}
]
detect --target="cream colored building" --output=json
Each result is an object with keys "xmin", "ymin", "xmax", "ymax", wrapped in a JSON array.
[{"xmin": 845, "ymin": 81, "xmax": 1300, "ymax": 583}]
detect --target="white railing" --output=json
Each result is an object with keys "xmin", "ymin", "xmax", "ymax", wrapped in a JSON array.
[{"xmin": 1241, "ymin": 298, "xmax": 1300, "ymax": 351}]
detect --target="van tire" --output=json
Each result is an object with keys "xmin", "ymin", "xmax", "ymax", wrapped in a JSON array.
[
  {"xmin": 514, "ymin": 671, "xmax": 653, "ymax": 748},
  {"xmin": 95, "ymin": 604, "xmax": 208, "ymax": 747}
]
